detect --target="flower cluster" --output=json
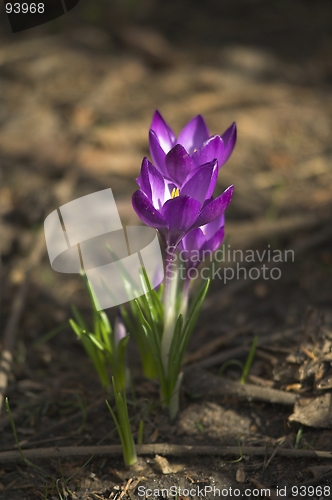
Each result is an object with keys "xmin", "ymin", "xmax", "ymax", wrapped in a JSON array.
[
  {"xmin": 133, "ymin": 111, "xmax": 235, "ymax": 250},
  {"xmin": 130, "ymin": 111, "xmax": 236, "ymax": 418},
  {"xmin": 68, "ymin": 110, "xmax": 237, "ymax": 466}
]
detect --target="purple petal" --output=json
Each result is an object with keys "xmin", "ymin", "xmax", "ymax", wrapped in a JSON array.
[
  {"xmin": 161, "ymin": 195, "xmax": 201, "ymax": 246},
  {"xmin": 166, "ymin": 181, "xmax": 177, "ymax": 195},
  {"xmin": 192, "ymin": 135, "xmax": 223, "ymax": 168},
  {"xmin": 165, "ymin": 144, "xmax": 196, "ymax": 185},
  {"xmin": 177, "ymin": 115, "xmax": 209, "ymax": 155},
  {"xmin": 179, "ymin": 228, "xmax": 205, "ymax": 269},
  {"xmin": 137, "ymin": 157, "xmax": 166, "ymax": 208},
  {"xmin": 149, "ymin": 130, "xmax": 167, "ymax": 176},
  {"xmin": 114, "ymin": 313, "xmax": 127, "ymax": 345},
  {"xmin": 202, "ymin": 227, "xmax": 225, "ymax": 253},
  {"xmin": 136, "ymin": 157, "xmax": 152, "ymax": 199},
  {"xmin": 150, "ymin": 110, "xmax": 176, "ymax": 152},
  {"xmin": 219, "ymin": 122, "xmax": 237, "ymax": 168},
  {"xmin": 132, "ymin": 190, "xmax": 167, "ymax": 229},
  {"xmin": 181, "ymin": 227, "xmax": 205, "ymax": 253},
  {"xmin": 194, "ymin": 185, "xmax": 234, "ymax": 227},
  {"xmin": 201, "ymin": 213, "xmax": 225, "ymax": 240},
  {"xmin": 144, "ymin": 159, "xmax": 166, "ymax": 209},
  {"xmin": 181, "ymin": 160, "xmax": 218, "ymax": 205}
]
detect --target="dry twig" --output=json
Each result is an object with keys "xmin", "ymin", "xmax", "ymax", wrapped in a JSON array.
[
  {"xmin": 188, "ymin": 327, "xmax": 301, "ymax": 370},
  {"xmin": 0, "ymin": 443, "xmax": 331, "ymax": 464},
  {"xmin": 184, "ymin": 324, "xmax": 254, "ymax": 365},
  {"xmin": 184, "ymin": 368, "xmax": 297, "ymax": 406}
]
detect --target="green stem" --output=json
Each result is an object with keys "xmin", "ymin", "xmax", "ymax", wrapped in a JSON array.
[
  {"xmin": 179, "ymin": 276, "xmax": 190, "ymax": 321},
  {"xmin": 168, "ymin": 372, "xmax": 183, "ymax": 420},
  {"xmin": 106, "ymin": 388, "xmax": 137, "ymax": 467},
  {"xmin": 161, "ymin": 246, "xmax": 178, "ymax": 374}
]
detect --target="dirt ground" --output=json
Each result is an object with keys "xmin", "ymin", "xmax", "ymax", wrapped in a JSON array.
[{"xmin": 1, "ymin": 0, "xmax": 332, "ymax": 498}]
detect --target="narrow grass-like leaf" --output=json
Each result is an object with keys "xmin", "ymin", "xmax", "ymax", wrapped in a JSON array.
[
  {"xmin": 240, "ymin": 335, "xmax": 258, "ymax": 384},
  {"xmin": 140, "ymin": 267, "xmax": 164, "ymax": 324},
  {"xmin": 179, "ymin": 279, "xmax": 210, "ymax": 361},
  {"xmin": 71, "ymin": 305, "xmax": 88, "ymax": 331},
  {"xmin": 33, "ymin": 322, "xmax": 68, "ymax": 346},
  {"xmin": 6, "ymin": 398, "xmax": 54, "ymax": 477},
  {"xmin": 99, "ymin": 312, "xmax": 112, "ymax": 354},
  {"xmin": 137, "ymin": 420, "xmax": 144, "ymax": 445},
  {"xmin": 87, "ymin": 333, "xmax": 105, "ymax": 351}
]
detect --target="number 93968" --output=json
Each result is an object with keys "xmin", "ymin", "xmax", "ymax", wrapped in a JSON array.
[
  {"xmin": 6, "ymin": 3, "xmax": 45, "ymax": 14},
  {"xmin": 291, "ymin": 485, "xmax": 330, "ymax": 497}
]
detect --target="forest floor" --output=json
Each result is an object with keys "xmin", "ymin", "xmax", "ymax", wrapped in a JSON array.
[{"xmin": 1, "ymin": 1, "xmax": 332, "ymax": 498}]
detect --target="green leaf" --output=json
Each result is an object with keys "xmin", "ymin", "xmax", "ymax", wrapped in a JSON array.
[
  {"xmin": 167, "ymin": 314, "xmax": 183, "ymax": 387},
  {"xmin": 71, "ymin": 306, "xmax": 88, "ymax": 331},
  {"xmin": 179, "ymin": 279, "xmax": 210, "ymax": 361},
  {"xmin": 69, "ymin": 318, "xmax": 82, "ymax": 339},
  {"xmin": 79, "ymin": 334, "xmax": 110, "ymax": 387},
  {"xmin": 240, "ymin": 335, "xmax": 258, "ymax": 384},
  {"xmin": 140, "ymin": 267, "xmax": 164, "ymax": 324},
  {"xmin": 133, "ymin": 300, "xmax": 160, "ymax": 355},
  {"xmin": 87, "ymin": 333, "xmax": 105, "ymax": 351},
  {"xmin": 99, "ymin": 312, "xmax": 112, "ymax": 353},
  {"xmin": 81, "ymin": 271, "xmax": 99, "ymax": 313},
  {"xmin": 106, "ymin": 380, "xmax": 137, "ymax": 466}
]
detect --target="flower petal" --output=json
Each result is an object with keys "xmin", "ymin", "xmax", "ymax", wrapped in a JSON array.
[
  {"xmin": 203, "ymin": 226, "xmax": 225, "ymax": 253},
  {"xmin": 136, "ymin": 157, "xmax": 152, "ymax": 199},
  {"xmin": 181, "ymin": 160, "xmax": 218, "ymax": 205},
  {"xmin": 114, "ymin": 313, "xmax": 127, "ymax": 345},
  {"xmin": 145, "ymin": 160, "xmax": 166, "ymax": 208},
  {"xmin": 192, "ymin": 135, "xmax": 223, "ymax": 167},
  {"xmin": 161, "ymin": 195, "xmax": 201, "ymax": 246},
  {"xmin": 181, "ymin": 227, "xmax": 205, "ymax": 253},
  {"xmin": 177, "ymin": 115, "xmax": 209, "ymax": 155},
  {"xmin": 150, "ymin": 110, "xmax": 176, "ymax": 152},
  {"xmin": 165, "ymin": 144, "xmax": 196, "ymax": 185},
  {"xmin": 194, "ymin": 185, "xmax": 234, "ymax": 227},
  {"xmin": 201, "ymin": 213, "xmax": 224, "ymax": 240},
  {"xmin": 137, "ymin": 157, "xmax": 166, "ymax": 208},
  {"xmin": 219, "ymin": 122, "xmax": 237, "ymax": 167},
  {"xmin": 179, "ymin": 228, "xmax": 205, "ymax": 268},
  {"xmin": 149, "ymin": 130, "xmax": 167, "ymax": 176},
  {"xmin": 132, "ymin": 190, "xmax": 167, "ymax": 229}
]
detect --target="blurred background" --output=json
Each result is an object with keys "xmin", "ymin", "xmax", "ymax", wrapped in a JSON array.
[{"xmin": 0, "ymin": 0, "xmax": 332, "ymax": 418}]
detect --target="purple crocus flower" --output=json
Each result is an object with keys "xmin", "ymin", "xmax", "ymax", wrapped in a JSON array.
[
  {"xmin": 178, "ymin": 214, "xmax": 225, "ymax": 271},
  {"xmin": 149, "ymin": 110, "xmax": 236, "ymax": 181},
  {"xmin": 114, "ymin": 312, "xmax": 127, "ymax": 346},
  {"xmin": 132, "ymin": 157, "xmax": 234, "ymax": 248}
]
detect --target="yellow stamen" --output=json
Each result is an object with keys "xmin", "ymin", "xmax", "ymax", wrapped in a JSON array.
[{"xmin": 171, "ymin": 187, "xmax": 180, "ymax": 199}]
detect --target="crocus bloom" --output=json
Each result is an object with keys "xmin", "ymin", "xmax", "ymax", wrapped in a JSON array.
[
  {"xmin": 149, "ymin": 110, "xmax": 236, "ymax": 182},
  {"xmin": 178, "ymin": 214, "xmax": 225, "ymax": 271},
  {"xmin": 114, "ymin": 313, "xmax": 127, "ymax": 346},
  {"xmin": 132, "ymin": 157, "xmax": 234, "ymax": 248}
]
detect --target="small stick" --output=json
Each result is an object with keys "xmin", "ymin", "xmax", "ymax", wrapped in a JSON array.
[
  {"xmin": 184, "ymin": 324, "xmax": 254, "ymax": 365},
  {"xmin": 0, "ymin": 443, "xmax": 331, "ymax": 464},
  {"xmin": 184, "ymin": 368, "xmax": 297, "ymax": 406},
  {"xmin": 188, "ymin": 327, "xmax": 301, "ymax": 370}
]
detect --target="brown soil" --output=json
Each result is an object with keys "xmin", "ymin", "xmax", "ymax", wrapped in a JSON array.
[{"xmin": 1, "ymin": 1, "xmax": 332, "ymax": 498}]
